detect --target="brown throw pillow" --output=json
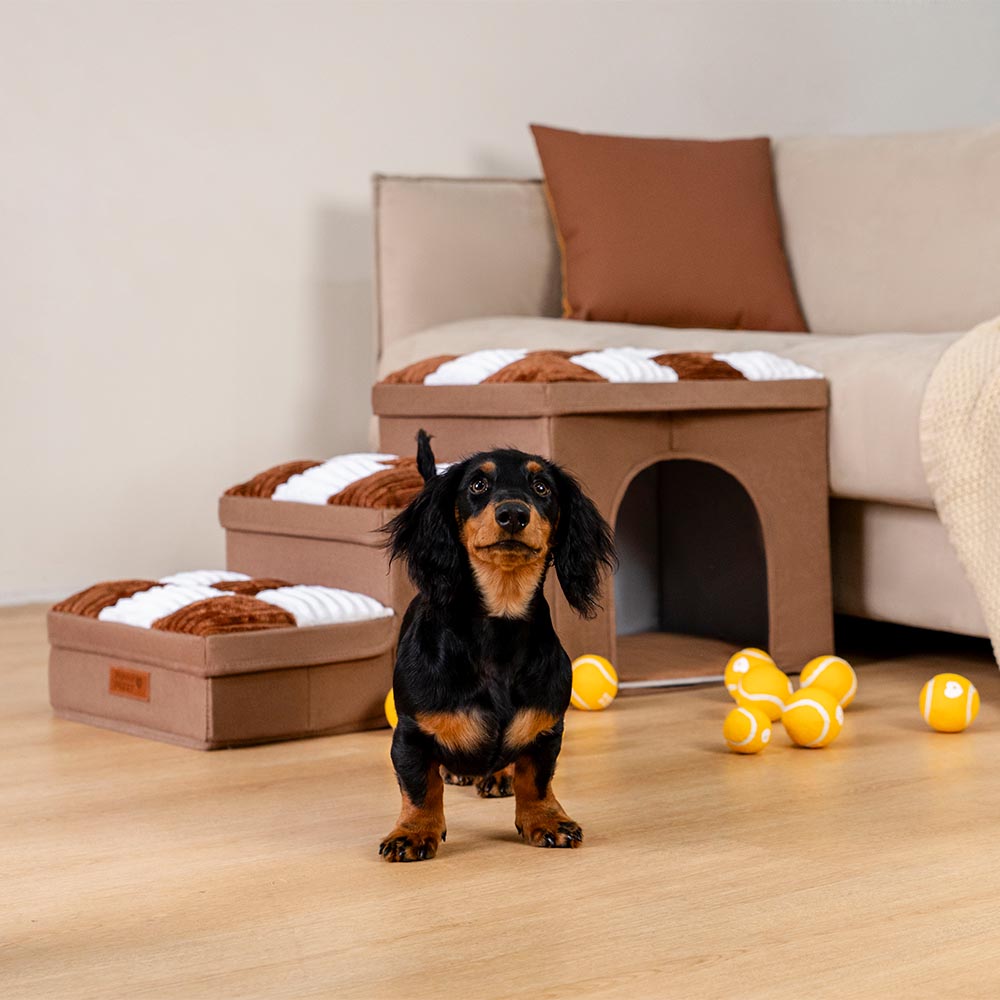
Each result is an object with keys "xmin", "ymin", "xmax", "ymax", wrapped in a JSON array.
[{"xmin": 531, "ymin": 124, "xmax": 808, "ymax": 332}]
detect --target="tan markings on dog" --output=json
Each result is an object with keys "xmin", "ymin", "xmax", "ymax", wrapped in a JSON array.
[
  {"xmin": 513, "ymin": 755, "xmax": 582, "ymax": 849},
  {"xmin": 504, "ymin": 708, "xmax": 557, "ymax": 751},
  {"xmin": 380, "ymin": 763, "xmax": 446, "ymax": 862},
  {"xmin": 440, "ymin": 767, "xmax": 475, "ymax": 786},
  {"xmin": 476, "ymin": 763, "xmax": 515, "ymax": 798},
  {"xmin": 415, "ymin": 710, "xmax": 488, "ymax": 754},
  {"xmin": 477, "ymin": 461, "xmax": 496, "ymax": 474},
  {"xmin": 461, "ymin": 505, "xmax": 553, "ymax": 618},
  {"xmin": 525, "ymin": 460, "xmax": 543, "ymax": 474},
  {"xmin": 468, "ymin": 559, "xmax": 547, "ymax": 619}
]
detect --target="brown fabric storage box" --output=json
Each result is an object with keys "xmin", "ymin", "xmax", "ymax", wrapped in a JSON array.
[
  {"xmin": 220, "ymin": 454, "xmax": 419, "ymax": 615},
  {"xmin": 374, "ymin": 348, "xmax": 834, "ymax": 679},
  {"xmin": 48, "ymin": 574, "xmax": 396, "ymax": 749},
  {"xmin": 220, "ymin": 500, "xmax": 413, "ymax": 615}
]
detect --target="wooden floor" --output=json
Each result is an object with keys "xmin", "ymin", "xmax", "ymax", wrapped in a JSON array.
[{"xmin": 4, "ymin": 604, "xmax": 1000, "ymax": 999}]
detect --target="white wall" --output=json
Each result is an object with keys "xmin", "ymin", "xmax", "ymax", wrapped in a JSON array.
[{"xmin": 3, "ymin": 0, "xmax": 1000, "ymax": 603}]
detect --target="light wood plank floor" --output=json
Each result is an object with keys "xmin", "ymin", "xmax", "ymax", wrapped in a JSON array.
[{"xmin": 4, "ymin": 604, "xmax": 1000, "ymax": 999}]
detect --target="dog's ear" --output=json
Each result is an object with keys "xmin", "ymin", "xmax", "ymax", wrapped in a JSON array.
[
  {"xmin": 551, "ymin": 467, "xmax": 617, "ymax": 619},
  {"xmin": 383, "ymin": 462, "xmax": 466, "ymax": 604},
  {"xmin": 415, "ymin": 428, "xmax": 437, "ymax": 484}
]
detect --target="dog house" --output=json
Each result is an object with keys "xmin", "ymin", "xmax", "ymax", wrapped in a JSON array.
[
  {"xmin": 613, "ymin": 458, "xmax": 775, "ymax": 684},
  {"xmin": 374, "ymin": 354, "xmax": 833, "ymax": 684}
]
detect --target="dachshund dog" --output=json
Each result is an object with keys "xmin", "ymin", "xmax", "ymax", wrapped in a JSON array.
[{"xmin": 378, "ymin": 430, "xmax": 615, "ymax": 862}]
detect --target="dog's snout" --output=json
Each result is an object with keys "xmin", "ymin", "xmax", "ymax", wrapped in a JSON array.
[{"xmin": 495, "ymin": 501, "xmax": 530, "ymax": 533}]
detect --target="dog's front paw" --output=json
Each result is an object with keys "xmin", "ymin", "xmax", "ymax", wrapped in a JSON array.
[
  {"xmin": 378, "ymin": 825, "xmax": 446, "ymax": 862},
  {"xmin": 476, "ymin": 766, "xmax": 515, "ymax": 798},
  {"xmin": 515, "ymin": 809, "xmax": 583, "ymax": 849}
]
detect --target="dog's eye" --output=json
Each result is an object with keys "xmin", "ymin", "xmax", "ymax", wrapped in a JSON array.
[
  {"xmin": 532, "ymin": 480, "xmax": 551, "ymax": 498},
  {"xmin": 469, "ymin": 477, "xmax": 490, "ymax": 495}
]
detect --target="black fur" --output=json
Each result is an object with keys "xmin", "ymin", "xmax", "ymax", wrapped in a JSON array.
[
  {"xmin": 378, "ymin": 430, "xmax": 616, "ymax": 860},
  {"xmin": 415, "ymin": 428, "xmax": 438, "ymax": 484},
  {"xmin": 549, "ymin": 466, "xmax": 616, "ymax": 618},
  {"xmin": 383, "ymin": 460, "xmax": 469, "ymax": 607}
]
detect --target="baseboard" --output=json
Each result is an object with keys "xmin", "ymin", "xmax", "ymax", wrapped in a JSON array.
[{"xmin": 0, "ymin": 588, "xmax": 67, "ymax": 608}]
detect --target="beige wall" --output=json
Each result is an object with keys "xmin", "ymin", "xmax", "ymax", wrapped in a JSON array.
[{"xmin": 3, "ymin": 0, "xmax": 1000, "ymax": 603}]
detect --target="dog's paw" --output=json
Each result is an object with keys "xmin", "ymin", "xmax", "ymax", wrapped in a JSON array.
[
  {"xmin": 378, "ymin": 826, "xmax": 446, "ymax": 863},
  {"xmin": 515, "ymin": 811, "xmax": 583, "ymax": 849},
  {"xmin": 476, "ymin": 768, "xmax": 514, "ymax": 798},
  {"xmin": 440, "ymin": 767, "xmax": 475, "ymax": 786}
]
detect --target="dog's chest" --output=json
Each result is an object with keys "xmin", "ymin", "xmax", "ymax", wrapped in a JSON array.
[
  {"xmin": 415, "ymin": 685, "xmax": 556, "ymax": 763},
  {"xmin": 410, "ymin": 615, "xmax": 563, "ymax": 764}
]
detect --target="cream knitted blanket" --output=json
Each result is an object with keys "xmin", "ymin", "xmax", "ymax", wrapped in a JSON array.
[{"xmin": 920, "ymin": 314, "xmax": 1000, "ymax": 661}]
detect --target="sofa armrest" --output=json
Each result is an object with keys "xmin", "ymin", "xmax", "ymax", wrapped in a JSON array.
[{"xmin": 373, "ymin": 175, "xmax": 561, "ymax": 357}]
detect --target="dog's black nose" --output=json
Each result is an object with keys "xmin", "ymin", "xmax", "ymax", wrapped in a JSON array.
[{"xmin": 495, "ymin": 501, "xmax": 530, "ymax": 533}]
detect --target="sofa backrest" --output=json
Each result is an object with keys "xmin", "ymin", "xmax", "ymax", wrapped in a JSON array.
[
  {"xmin": 374, "ymin": 125, "xmax": 1000, "ymax": 353},
  {"xmin": 774, "ymin": 125, "xmax": 1000, "ymax": 336}
]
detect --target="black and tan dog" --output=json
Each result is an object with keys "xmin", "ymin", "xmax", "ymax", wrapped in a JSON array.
[{"xmin": 379, "ymin": 431, "xmax": 615, "ymax": 862}]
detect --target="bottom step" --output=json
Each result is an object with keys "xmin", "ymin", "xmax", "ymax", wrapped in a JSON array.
[{"xmin": 616, "ymin": 631, "xmax": 742, "ymax": 693}]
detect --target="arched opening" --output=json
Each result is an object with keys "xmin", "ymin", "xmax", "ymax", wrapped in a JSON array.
[{"xmin": 613, "ymin": 459, "xmax": 768, "ymax": 685}]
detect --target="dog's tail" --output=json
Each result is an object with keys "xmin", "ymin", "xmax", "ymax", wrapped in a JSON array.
[{"xmin": 415, "ymin": 428, "xmax": 437, "ymax": 483}]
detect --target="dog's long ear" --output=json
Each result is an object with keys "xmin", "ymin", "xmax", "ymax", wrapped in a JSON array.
[
  {"xmin": 383, "ymin": 462, "xmax": 466, "ymax": 604},
  {"xmin": 551, "ymin": 467, "xmax": 617, "ymax": 619},
  {"xmin": 415, "ymin": 429, "xmax": 437, "ymax": 484}
]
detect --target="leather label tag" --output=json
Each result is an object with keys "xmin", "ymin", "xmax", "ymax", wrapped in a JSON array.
[{"xmin": 109, "ymin": 666, "xmax": 150, "ymax": 702}]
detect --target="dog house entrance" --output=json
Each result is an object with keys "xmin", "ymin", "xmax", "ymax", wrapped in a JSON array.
[{"xmin": 613, "ymin": 459, "xmax": 768, "ymax": 686}]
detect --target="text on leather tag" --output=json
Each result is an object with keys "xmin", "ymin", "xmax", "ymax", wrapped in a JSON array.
[{"xmin": 108, "ymin": 666, "xmax": 150, "ymax": 702}]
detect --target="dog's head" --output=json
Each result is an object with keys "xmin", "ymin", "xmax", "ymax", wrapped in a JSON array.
[{"xmin": 386, "ymin": 431, "xmax": 615, "ymax": 619}]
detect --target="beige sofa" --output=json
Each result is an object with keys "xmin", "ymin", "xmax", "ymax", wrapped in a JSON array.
[{"xmin": 372, "ymin": 125, "xmax": 1000, "ymax": 639}]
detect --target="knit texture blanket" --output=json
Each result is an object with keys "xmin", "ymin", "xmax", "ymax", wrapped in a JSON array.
[
  {"xmin": 226, "ymin": 453, "xmax": 447, "ymax": 509},
  {"xmin": 53, "ymin": 571, "xmax": 393, "ymax": 635},
  {"xmin": 920, "ymin": 314, "xmax": 1000, "ymax": 661},
  {"xmin": 380, "ymin": 347, "xmax": 822, "ymax": 385}
]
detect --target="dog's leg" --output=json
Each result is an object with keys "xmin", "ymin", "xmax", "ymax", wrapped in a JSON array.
[
  {"xmin": 475, "ymin": 764, "xmax": 515, "ymax": 798},
  {"xmin": 513, "ymin": 730, "xmax": 582, "ymax": 848},
  {"xmin": 380, "ymin": 724, "xmax": 446, "ymax": 862}
]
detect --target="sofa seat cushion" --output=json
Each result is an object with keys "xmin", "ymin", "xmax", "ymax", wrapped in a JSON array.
[{"xmin": 377, "ymin": 317, "xmax": 959, "ymax": 509}]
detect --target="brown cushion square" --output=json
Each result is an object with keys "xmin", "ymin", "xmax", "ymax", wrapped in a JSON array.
[{"xmin": 530, "ymin": 124, "xmax": 808, "ymax": 333}]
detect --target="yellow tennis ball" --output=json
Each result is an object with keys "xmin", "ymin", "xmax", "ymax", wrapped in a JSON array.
[
  {"xmin": 724, "ymin": 647, "xmax": 776, "ymax": 700},
  {"xmin": 723, "ymin": 706, "xmax": 773, "ymax": 754},
  {"xmin": 920, "ymin": 673, "xmax": 980, "ymax": 733},
  {"xmin": 783, "ymin": 688, "xmax": 844, "ymax": 747},
  {"xmin": 735, "ymin": 664, "xmax": 793, "ymax": 721},
  {"xmin": 384, "ymin": 688, "xmax": 398, "ymax": 728},
  {"xmin": 570, "ymin": 654, "xmax": 619, "ymax": 711},
  {"xmin": 800, "ymin": 655, "xmax": 858, "ymax": 707}
]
